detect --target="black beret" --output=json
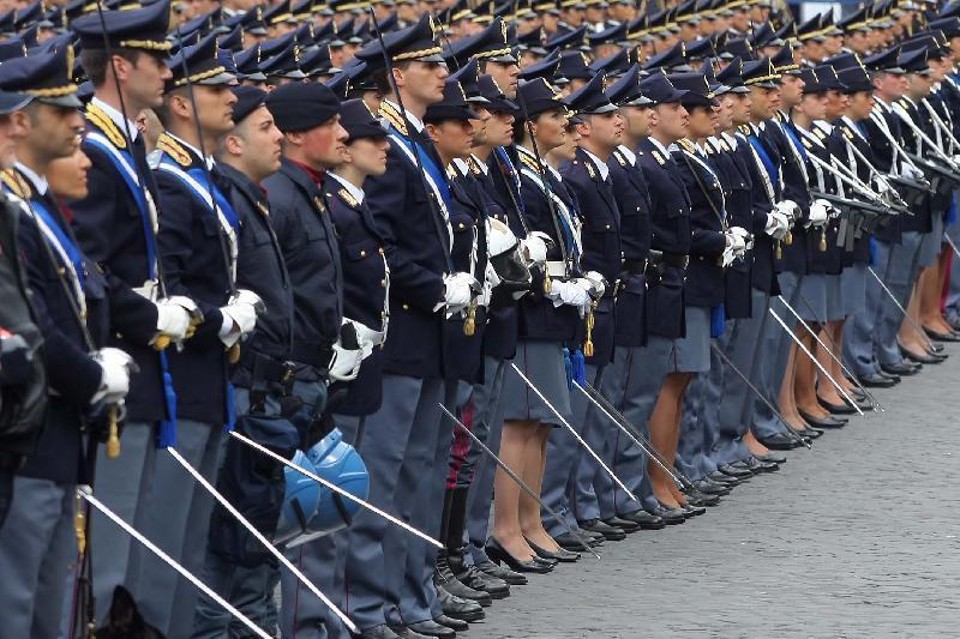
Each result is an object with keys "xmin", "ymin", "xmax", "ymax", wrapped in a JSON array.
[
  {"xmin": 231, "ymin": 85, "xmax": 267, "ymax": 123},
  {"xmin": 266, "ymin": 81, "xmax": 340, "ymax": 132}
]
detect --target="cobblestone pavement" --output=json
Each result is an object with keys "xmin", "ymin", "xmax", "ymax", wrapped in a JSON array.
[{"xmin": 477, "ymin": 346, "xmax": 960, "ymax": 639}]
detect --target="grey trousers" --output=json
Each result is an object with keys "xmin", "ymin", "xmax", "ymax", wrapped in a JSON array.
[
  {"xmin": 753, "ymin": 273, "xmax": 801, "ymax": 439},
  {"xmin": 138, "ymin": 418, "xmax": 224, "ymax": 636},
  {"xmin": 91, "ymin": 421, "xmax": 156, "ymax": 621},
  {"xmin": 0, "ymin": 476, "xmax": 75, "ymax": 639},
  {"xmin": 572, "ymin": 365, "xmax": 620, "ymax": 522}
]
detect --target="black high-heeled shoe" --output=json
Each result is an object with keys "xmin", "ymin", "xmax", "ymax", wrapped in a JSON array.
[
  {"xmin": 485, "ymin": 538, "xmax": 554, "ymax": 574},
  {"xmin": 524, "ymin": 537, "xmax": 580, "ymax": 563}
]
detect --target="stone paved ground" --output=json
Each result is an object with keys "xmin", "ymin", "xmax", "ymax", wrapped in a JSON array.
[{"xmin": 476, "ymin": 345, "xmax": 960, "ymax": 639}]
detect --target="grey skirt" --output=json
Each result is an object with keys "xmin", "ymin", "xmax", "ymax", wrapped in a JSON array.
[
  {"xmin": 797, "ymin": 273, "xmax": 828, "ymax": 322},
  {"xmin": 917, "ymin": 213, "xmax": 945, "ymax": 268},
  {"xmin": 825, "ymin": 273, "xmax": 845, "ymax": 321},
  {"xmin": 841, "ymin": 263, "xmax": 867, "ymax": 315},
  {"xmin": 652, "ymin": 305, "xmax": 711, "ymax": 374},
  {"xmin": 500, "ymin": 339, "xmax": 572, "ymax": 424}
]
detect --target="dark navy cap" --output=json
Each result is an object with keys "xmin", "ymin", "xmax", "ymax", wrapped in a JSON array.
[
  {"xmin": 837, "ymin": 65, "xmax": 872, "ymax": 94},
  {"xmin": 519, "ymin": 49, "xmax": 565, "ymax": 84},
  {"xmin": 589, "ymin": 48, "xmax": 635, "ymax": 77},
  {"xmin": 355, "ymin": 14, "xmax": 444, "ymax": 70},
  {"xmin": 796, "ymin": 13, "xmax": 827, "ymax": 43},
  {"xmin": 863, "ymin": 46, "xmax": 905, "ymax": 74},
  {"xmin": 235, "ymin": 45, "xmax": 268, "ymax": 82},
  {"xmin": 340, "ymin": 97, "xmax": 388, "ymax": 141},
  {"xmin": 902, "ymin": 34, "xmax": 949, "ymax": 60},
  {"xmin": 232, "ymin": 5, "xmax": 268, "ymax": 37},
  {"xmin": 300, "ymin": 45, "xmax": 337, "ymax": 77},
  {"xmin": 669, "ymin": 71, "xmax": 717, "ymax": 107},
  {"xmin": 450, "ymin": 59, "xmax": 490, "ymax": 104},
  {"xmin": 686, "ymin": 35, "xmax": 717, "ymax": 60},
  {"xmin": 0, "ymin": 36, "xmax": 28, "ymax": 63},
  {"xmin": 178, "ymin": 7, "xmax": 223, "ymax": 40},
  {"xmin": 447, "ymin": 17, "xmax": 516, "ymax": 67},
  {"xmin": 516, "ymin": 26, "xmax": 547, "ymax": 55},
  {"xmin": 424, "ymin": 78, "xmax": 481, "ymax": 123},
  {"xmin": 558, "ymin": 49, "xmax": 593, "ymax": 80},
  {"xmin": 565, "ymin": 72, "xmax": 617, "ymax": 115},
  {"xmin": 324, "ymin": 57, "xmax": 376, "ymax": 97},
  {"xmin": 73, "ymin": 0, "xmax": 172, "ymax": 53},
  {"xmin": 812, "ymin": 64, "xmax": 846, "ymax": 92},
  {"xmin": 260, "ymin": 38, "xmax": 306, "ymax": 80},
  {"xmin": 0, "ymin": 42, "xmax": 81, "ymax": 108},
  {"xmin": 218, "ymin": 26, "xmax": 243, "ymax": 53},
  {"xmin": 266, "ymin": 80, "xmax": 340, "ymax": 132},
  {"xmin": 517, "ymin": 76, "xmax": 567, "ymax": 118},
  {"xmin": 167, "ymin": 32, "xmax": 236, "ymax": 90},
  {"xmin": 718, "ymin": 36, "xmax": 753, "ymax": 61},
  {"xmin": 750, "ymin": 21, "xmax": 784, "ymax": 49},
  {"xmin": 930, "ymin": 17, "xmax": 960, "ymax": 37},
  {"xmin": 545, "ymin": 25, "xmax": 588, "ymax": 52},
  {"xmin": 741, "ymin": 57, "xmax": 780, "ymax": 89},
  {"xmin": 824, "ymin": 52, "xmax": 864, "ymax": 72},
  {"xmin": 899, "ymin": 46, "xmax": 931, "ymax": 74},
  {"xmin": 771, "ymin": 45, "xmax": 801, "ymax": 75},
  {"xmin": 231, "ymin": 85, "xmax": 267, "ymax": 122},
  {"xmin": 478, "ymin": 73, "xmax": 518, "ymax": 113},
  {"xmin": 587, "ymin": 21, "xmax": 626, "ymax": 47},
  {"xmin": 259, "ymin": 32, "xmax": 294, "ymax": 60},
  {"xmin": 263, "ymin": 0, "xmax": 297, "ymax": 26},
  {"xmin": 643, "ymin": 41, "xmax": 691, "ymax": 72},
  {"xmin": 604, "ymin": 64, "xmax": 651, "ymax": 107},
  {"xmin": 638, "ymin": 73, "xmax": 687, "ymax": 104},
  {"xmin": 701, "ymin": 61, "xmax": 730, "ymax": 96},
  {"xmin": 716, "ymin": 56, "xmax": 751, "ymax": 94}
]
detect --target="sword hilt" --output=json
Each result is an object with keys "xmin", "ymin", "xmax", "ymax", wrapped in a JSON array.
[{"xmin": 106, "ymin": 404, "xmax": 121, "ymax": 459}]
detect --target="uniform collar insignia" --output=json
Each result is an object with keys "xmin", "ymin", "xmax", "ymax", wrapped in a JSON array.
[
  {"xmin": 338, "ymin": 187, "xmax": 359, "ymax": 208},
  {"xmin": 86, "ymin": 103, "xmax": 127, "ymax": 149},
  {"xmin": 156, "ymin": 132, "xmax": 195, "ymax": 167}
]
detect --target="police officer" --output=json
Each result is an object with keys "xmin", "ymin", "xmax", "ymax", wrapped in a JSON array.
[
  {"xmin": 0, "ymin": 44, "xmax": 132, "ymax": 639},
  {"xmin": 146, "ymin": 33, "xmax": 260, "ymax": 633},
  {"xmin": 69, "ymin": 1, "xmax": 198, "ymax": 617}
]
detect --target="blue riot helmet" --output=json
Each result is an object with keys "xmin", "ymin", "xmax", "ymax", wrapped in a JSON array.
[
  {"xmin": 288, "ymin": 427, "xmax": 369, "ymax": 546},
  {"xmin": 275, "ymin": 450, "xmax": 322, "ymax": 545}
]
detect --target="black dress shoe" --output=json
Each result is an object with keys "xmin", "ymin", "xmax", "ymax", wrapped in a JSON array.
[
  {"xmin": 553, "ymin": 531, "xmax": 601, "ymax": 551},
  {"xmin": 798, "ymin": 409, "xmax": 847, "ymax": 428},
  {"xmin": 434, "ymin": 615, "xmax": 468, "ymax": 632},
  {"xmin": 693, "ymin": 479, "xmax": 730, "ymax": 496},
  {"xmin": 881, "ymin": 360, "xmax": 920, "ymax": 376},
  {"xmin": 718, "ymin": 463, "xmax": 754, "ymax": 478},
  {"xmin": 389, "ymin": 625, "xmax": 433, "ymax": 639},
  {"xmin": 644, "ymin": 503, "xmax": 686, "ymax": 524},
  {"xmin": 618, "ymin": 509, "xmax": 666, "ymax": 529},
  {"xmin": 757, "ymin": 432, "xmax": 802, "ymax": 450},
  {"xmin": 707, "ymin": 470, "xmax": 744, "ymax": 484},
  {"xmin": 858, "ymin": 372, "xmax": 898, "ymax": 388},
  {"xmin": 359, "ymin": 625, "xmax": 403, "ymax": 639},
  {"xmin": 877, "ymin": 369, "xmax": 901, "ymax": 380},
  {"xmin": 817, "ymin": 396, "xmax": 857, "ymax": 414},
  {"xmin": 403, "ymin": 620, "xmax": 456, "ymax": 639},
  {"xmin": 452, "ymin": 563, "xmax": 510, "ymax": 599},
  {"xmin": 524, "ymin": 537, "xmax": 580, "ymax": 562},
  {"xmin": 739, "ymin": 456, "xmax": 778, "ymax": 473},
  {"xmin": 797, "ymin": 427, "xmax": 823, "ymax": 439},
  {"xmin": 602, "ymin": 516, "xmax": 640, "ymax": 533},
  {"xmin": 474, "ymin": 558, "xmax": 527, "ymax": 586},
  {"xmin": 484, "ymin": 538, "xmax": 554, "ymax": 573},
  {"xmin": 684, "ymin": 491, "xmax": 720, "ymax": 507},
  {"xmin": 755, "ymin": 452, "xmax": 787, "ymax": 464},
  {"xmin": 436, "ymin": 561, "xmax": 492, "ymax": 607},
  {"xmin": 436, "ymin": 585, "xmax": 486, "ymax": 622},
  {"xmin": 902, "ymin": 348, "xmax": 943, "ymax": 365},
  {"xmin": 924, "ymin": 326, "xmax": 960, "ymax": 342},
  {"xmin": 578, "ymin": 518, "xmax": 627, "ymax": 541},
  {"xmin": 681, "ymin": 502, "xmax": 706, "ymax": 517}
]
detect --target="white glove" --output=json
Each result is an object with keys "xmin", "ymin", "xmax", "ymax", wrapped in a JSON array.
[
  {"xmin": 724, "ymin": 230, "xmax": 746, "ymax": 253},
  {"xmin": 872, "ymin": 174, "xmax": 893, "ymax": 196},
  {"xmin": 441, "ymin": 272, "xmax": 474, "ymax": 313},
  {"xmin": 328, "ymin": 342, "xmax": 363, "ymax": 382},
  {"xmin": 764, "ymin": 210, "xmax": 790, "ymax": 240},
  {"xmin": 232, "ymin": 289, "xmax": 264, "ymax": 309},
  {"xmin": 155, "ymin": 298, "xmax": 191, "ymax": 340},
  {"xmin": 578, "ymin": 271, "xmax": 606, "ymax": 299},
  {"xmin": 900, "ymin": 163, "xmax": 925, "ymax": 181},
  {"xmin": 219, "ymin": 301, "xmax": 259, "ymax": 347},
  {"xmin": 343, "ymin": 318, "xmax": 386, "ymax": 360},
  {"xmin": 774, "ymin": 199, "xmax": 800, "ymax": 223},
  {"xmin": 518, "ymin": 231, "xmax": 551, "ymax": 266},
  {"xmin": 91, "ymin": 347, "xmax": 134, "ymax": 405},
  {"xmin": 807, "ymin": 199, "xmax": 830, "ymax": 227},
  {"xmin": 547, "ymin": 280, "xmax": 591, "ymax": 316}
]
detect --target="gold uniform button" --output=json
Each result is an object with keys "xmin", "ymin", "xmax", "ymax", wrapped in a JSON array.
[
  {"xmin": 402, "ymin": 303, "xmax": 409, "ymax": 310},
  {"xmin": 360, "ymin": 249, "xmax": 367, "ymax": 257},
  {"xmin": 458, "ymin": 222, "xmax": 466, "ymax": 229},
  {"xmin": 378, "ymin": 247, "xmax": 384, "ymax": 255},
  {"xmin": 380, "ymin": 279, "xmax": 387, "ymax": 288}
]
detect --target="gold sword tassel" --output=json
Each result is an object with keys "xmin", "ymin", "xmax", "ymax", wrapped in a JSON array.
[{"xmin": 583, "ymin": 301, "xmax": 597, "ymax": 357}]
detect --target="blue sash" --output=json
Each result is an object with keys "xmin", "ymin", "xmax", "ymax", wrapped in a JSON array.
[
  {"xmin": 388, "ymin": 124, "xmax": 453, "ymax": 211},
  {"xmin": 783, "ymin": 123, "xmax": 808, "ymax": 162},
  {"xmin": 495, "ymin": 146, "xmax": 525, "ymax": 214},
  {"xmin": 748, "ymin": 135, "xmax": 780, "ymax": 188},
  {"xmin": 30, "ymin": 197, "xmax": 86, "ymax": 289}
]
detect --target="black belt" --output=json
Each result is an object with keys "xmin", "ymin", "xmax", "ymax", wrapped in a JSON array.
[
  {"xmin": 661, "ymin": 252, "xmax": 689, "ymax": 268},
  {"xmin": 292, "ymin": 339, "xmax": 334, "ymax": 370},
  {"xmin": 241, "ymin": 349, "xmax": 297, "ymax": 385},
  {"xmin": 623, "ymin": 259, "xmax": 648, "ymax": 275}
]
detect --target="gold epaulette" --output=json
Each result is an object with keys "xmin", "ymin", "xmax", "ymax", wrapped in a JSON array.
[
  {"xmin": 612, "ymin": 148, "xmax": 627, "ymax": 167},
  {"xmin": 737, "ymin": 124, "xmax": 752, "ymax": 135},
  {"xmin": 85, "ymin": 104, "xmax": 127, "ymax": 149},
  {"xmin": 518, "ymin": 152, "xmax": 540, "ymax": 173},
  {"xmin": 156, "ymin": 132, "xmax": 192, "ymax": 167},
  {"xmin": 379, "ymin": 101, "xmax": 407, "ymax": 136},
  {"xmin": 842, "ymin": 125, "xmax": 854, "ymax": 140},
  {"xmin": 801, "ymin": 137, "xmax": 813, "ymax": 149},
  {"xmin": 651, "ymin": 149, "xmax": 666, "ymax": 166},
  {"xmin": 338, "ymin": 187, "xmax": 359, "ymax": 208},
  {"xmin": 580, "ymin": 158, "xmax": 596, "ymax": 179},
  {"xmin": 0, "ymin": 169, "xmax": 30, "ymax": 199},
  {"xmin": 678, "ymin": 138, "xmax": 696, "ymax": 154},
  {"xmin": 814, "ymin": 128, "xmax": 827, "ymax": 140}
]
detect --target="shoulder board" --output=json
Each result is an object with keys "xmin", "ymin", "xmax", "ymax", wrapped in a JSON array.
[
  {"xmin": 677, "ymin": 138, "xmax": 695, "ymax": 153},
  {"xmin": 0, "ymin": 169, "xmax": 29, "ymax": 199},
  {"xmin": 842, "ymin": 126, "xmax": 854, "ymax": 140},
  {"xmin": 703, "ymin": 143, "xmax": 715, "ymax": 155},
  {"xmin": 737, "ymin": 124, "xmax": 752, "ymax": 135},
  {"xmin": 612, "ymin": 148, "xmax": 627, "ymax": 166},
  {"xmin": 85, "ymin": 104, "xmax": 127, "ymax": 150},
  {"xmin": 651, "ymin": 149, "xmax": 666, "ymax": 165},
  {"xmin": 518, "ymin": 152, "xmax": 540, "ymax": 173},
  {"xmin": 256, "ymin": 200, "xmax": 270, "ymax": 218},
  {"xmin": 801, "ymin": 137, "xmax": 813, "ymax": 149},
  {"xmin": 814, "ymin": 128, "xmax": 827, "ymax": 140},
  {"xmin": 156, "ymin": 133, "xmax": 192, "ymax": 167},
  {"xmin": 338, "ymin": 187, "xmax": 359, "ymax": 209},
  {"xmin": 379, "ymin": 102, "xmax": 408, "ymax": 136},
  {"xmin": 581, "ymin": 158, "xmax": 596, "ymax": 179}
]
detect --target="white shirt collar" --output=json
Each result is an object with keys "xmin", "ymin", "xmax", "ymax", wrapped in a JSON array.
[
  {"xmin": 580, "ymin": 148, "xmax": 609, "ymax": 181},
  {"xmin": 616, "ymin": 144, "xmax": 636, "ymax": 165},
  {"xmin": 327, "ymin": 171, "xmax": 365, "ymax": 205},
  {"xmin": 721, "ymin": 132, "xmax": 738, "ymax": 149},
  {"xmin": 90, "ymin": 96, "xmax": 139, "ymax": 141},
  {"xmin": 471, "ymin": 154, "xmax": 489, "ymax": 175},
  {"xmin": 547, "ymin": 164, "xmax": 563, "ymax": 181},
  {"xmin": 16, "ymin": 161, "xmax": 48, "ymax": 195},
  {"xmin": 647, "ymin": 136, "xmax": 671, "ymax": 157}
]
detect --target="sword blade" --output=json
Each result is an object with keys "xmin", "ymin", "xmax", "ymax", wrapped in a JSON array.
[
  {"xmin": 229, "ymin": 431, "xmax": 443, "ymax": 549},
  {"xmin": 510, "ymin": 362, "xmax": 638, "ymax": 502},
  {"xmin": 866, "ymin": 266, "xmax": 935, "ymax": 350},
  {"xmin": 77, "ymin": 486, "xmax": 272, "ymax": 639},
  {"xmin": 166, "ymin": 447, "xmax": 358, "ymax": 634}
]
